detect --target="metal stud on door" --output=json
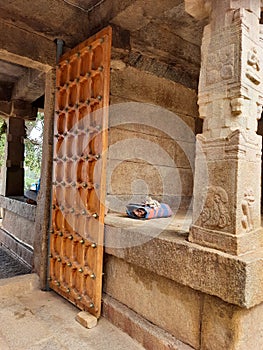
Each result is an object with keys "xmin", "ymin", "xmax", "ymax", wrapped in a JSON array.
[{"xmin": 49, "ymin": 27, "xmax": 112, "ymax": 318}]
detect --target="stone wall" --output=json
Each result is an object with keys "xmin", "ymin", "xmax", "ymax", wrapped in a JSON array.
[
  {"xmin": 0, "ymin": 196, "xmax": 35, "ymax": 266},
  {"xmin": 107, "ymin": 60, "xmax": 198, "ymax": 214},
  {"xmin": 103, "ymin": 256, "xmax": 263, "ymax": 350},
  {"xmin": 103, "ymin": 218, "xmax": 263, "ymax": 350}
]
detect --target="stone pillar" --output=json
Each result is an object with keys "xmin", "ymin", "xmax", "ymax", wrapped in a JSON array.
[
  {"xmin": 2, "ymin": 117, "xmax": 25, "ymax": 197},
  {"xmin": 34, "ymin": 68, "xmax": 56, "ymax": 288},
  {"xmin": 186, "ymin": 0, "xmax": 263, "ymax": 255}
]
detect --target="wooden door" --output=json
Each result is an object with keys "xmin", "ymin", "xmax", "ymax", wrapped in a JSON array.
[{"xmin": 48, "ymin": 27, "xmax": 112, "ymax": 318}]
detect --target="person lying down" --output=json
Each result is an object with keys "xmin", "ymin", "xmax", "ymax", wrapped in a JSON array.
[{"xmin": 126, "ymin": 196, "xmax": 173, "ymax": 220}]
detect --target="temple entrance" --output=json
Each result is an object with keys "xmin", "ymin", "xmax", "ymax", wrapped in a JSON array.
[{"xmin": 48, "ymin": 27, "xmax": 112, "ymax": 318}]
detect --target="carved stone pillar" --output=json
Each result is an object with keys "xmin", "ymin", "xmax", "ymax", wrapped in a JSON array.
[
  {"xmin": 186, "ymin": 0, "xmax": 263, "ymax": 255},
  {"xmin": 2, "ymin": 117, "xmax": 25, "ymax": 197}
]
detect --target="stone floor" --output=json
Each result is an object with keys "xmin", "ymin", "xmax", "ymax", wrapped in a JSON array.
[
  {"xmin": 0, "ymin": 244, "xmax": 31, "ymax": 279},
  {"xmin": 0, "ymin": 274, "xmax": 145, "ymax": 350}
]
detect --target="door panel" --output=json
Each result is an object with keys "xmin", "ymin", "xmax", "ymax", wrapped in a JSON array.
[{"xmin": 49, "ymin": 27, "xmax": 112, "ymax": 318}]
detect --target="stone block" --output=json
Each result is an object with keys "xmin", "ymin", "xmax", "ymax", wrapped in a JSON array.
[
  {"xmin": 75, "ymin": 311, "xmax": 97, "ymax": 329},
  {"xmin": 201, "ymin": 295, "xmax": 263, "ymax": 350},
  {"xmin": 110, "ymin": 67, "xmax": 198, "ymax": 119},
  {"xmin": 2, "ymin": 209, "xmax": 35, "ymax": 247},
  {"xmin": 102, "ymin": 293, "xmax": 195, "ymax": 350},
  {"xmin": 103, "ymin": 255, "xmax": 202, "ymax": 349},
  {"xmin": 108, "ymin": 126, "xmax": 195, "ymax": 169},
  {"xmin": 108, "ymin": 126, "xmax": 176, "ymax": 166},
  {"xmin": 0, "ymin": 273, "xmax": 39, "ymax": 298},
  {"xmin": 104, "ymin": 215, "xmax": 263, "ymax": 308},
  {"xmin": 107, "ymin": 159, "xmax": 193, "ymax": 202}
]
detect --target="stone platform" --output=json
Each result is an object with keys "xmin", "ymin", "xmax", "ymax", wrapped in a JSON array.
[{"xmin": 0, "ymin": 274, "xmax": 144, "ymax": 350}]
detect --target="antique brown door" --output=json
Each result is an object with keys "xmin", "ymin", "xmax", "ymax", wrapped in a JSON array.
[{"xmin": 48, "ymin": 27, "xmax": 112, "ymax": 318}]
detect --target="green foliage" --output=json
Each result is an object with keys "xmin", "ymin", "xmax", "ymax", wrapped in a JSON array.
[{"xmin": 24, "ymin": 112, "xmax": 44, "ymax": 189}]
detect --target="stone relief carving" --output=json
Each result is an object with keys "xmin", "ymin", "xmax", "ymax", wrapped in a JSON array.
[
  {"xmin": 200, "ymin": 186, "xmax": 231, "ymax": 229},
  {"xmin": 246, "ymin": 47, "xmax": 261, "ymax": 85},
  {"xmin": 241, "ymin": 188, "xmax": 255, "ymax": 232},
  {"xmin": 206, "ymin": 45, "xmax": 235, "ymax": 86}
]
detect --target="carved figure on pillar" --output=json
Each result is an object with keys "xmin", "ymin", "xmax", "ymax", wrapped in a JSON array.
[
  {"xmin": 200, "ymin": 186, "xmax": 231, "ymax": 229},
  {"xmin": 246, "ymin": 47, "xmax": 261, "ymax": 85},
  {"xmin": 241, "ymin": 188, "xmax": 255, "ymax": 232}
]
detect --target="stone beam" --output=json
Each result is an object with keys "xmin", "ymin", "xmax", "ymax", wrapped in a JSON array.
[
  {"xmin": 12, "ymin": 69, "xmax": 45, "ymax": 103},
  {"xmin": 0, "ymin": 100, "xmax": 37, "ymax": 120},
  {"xmin": 0, "ymin": 19, "xmax": 56, "ymax": 71},
  {"xmin": 0, "ymin": 0, "xmax": 135, "ymax": 49}
]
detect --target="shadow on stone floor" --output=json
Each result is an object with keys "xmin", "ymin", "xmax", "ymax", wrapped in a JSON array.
[{"xmin": 0, "ymin": 244, "xmax": 31, "ymax": 279}]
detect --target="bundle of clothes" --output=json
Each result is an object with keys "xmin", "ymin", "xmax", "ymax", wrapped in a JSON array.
[{"xmin": 126, "ymin": 196, "xmax": 173, "ymax": 220}]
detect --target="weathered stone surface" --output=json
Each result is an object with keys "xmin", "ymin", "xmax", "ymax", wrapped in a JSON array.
[
  {"xmin": 201, "ymin": 295, "xmax": 263, "ymax": 350},
  {"xmin": 0, "ymin": 19, "xmax": 56, "ymax": 71},
  {"xmin": 110, "ymin": 66, "xmax": 198, "ymax": 119},
  {"xmin": 0, "ymin": 273, "xmax": 39, "ymax": 298},
  {"xmin": 34, "ymin": 69, "xmax": 56, "ymax": 286},
  {"xmin": 190, "ymin": 130, "xmax": 263, "ymax": 255},
  {"xmin": 0, "ymin": 228, "xmax": 33, "ymax": 267},
  {"xmin": 0, "ymin": 196, "xmax": 36, "ymax": 222},
  {"xmin": 103, "ymin": 293, "xmax": 195, "ymax": 350},
  {"xmin": 12, "ymin": 69, "xmax": 45, "ymax": 103},
  {"xmin": 75, "ymin": 311, "xmax": 97, "ymax": 329},
  {"xmin": 189, "ymin": 0, "xmax": 263, "ymax": 257},
  {"xmin": 2, "ymin": 210, "xmax": 35, "ymax": 247},
  {"xmin": 108, "ymin": 126, "xmax": 194, "ymax": 168},
  {"xmin": 185, "ymin": 0, "xmax": 211, "ymax": 20},
  {"xmin": 104, "ymin": 214, "xmax": 263, "ymax": 308},
  {"xmin": 103, "ymin": 255, "xmax": 202, "ymax": 348},
  {"xmin": 108, "ymin": 159, "xmax": 193, "ymax": 194}
]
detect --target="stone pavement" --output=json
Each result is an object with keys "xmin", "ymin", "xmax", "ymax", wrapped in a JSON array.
[
  {"xmin": 0, "ymin": 274, "xmax": 145, "ymax": 350},
  {"xmin": 0, "ymin": 244, "xmax": 31, "ymax": 279}
]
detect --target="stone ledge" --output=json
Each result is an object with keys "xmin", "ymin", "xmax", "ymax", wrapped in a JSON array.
[
  {"xmin": 102, "ymin": 293, "xmax": 194, "ymax": 350},
  {"xmin": 104, "ymin": 214, "xmax": 263, "ymax": 308},
  {"xmin": 0, "ymin": 195, "xmax": 36, "ymax": 221},
  {"xmin": 0, "ymin": 273, "xmax": 39, "ymax": 298},
  {"xmin": 0, "ymin": 228, "xmax": 33, "ymax": 267}
]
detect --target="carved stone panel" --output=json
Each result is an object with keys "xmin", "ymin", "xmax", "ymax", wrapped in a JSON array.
[{"xmin": 200, "ymin": 186, "xmax": 231, "ymax": 230}]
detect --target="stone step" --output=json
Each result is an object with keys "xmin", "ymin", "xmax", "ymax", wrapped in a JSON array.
[{"xmin": 0, "ymin": 273, "xmax": 39, "ymax": 298}]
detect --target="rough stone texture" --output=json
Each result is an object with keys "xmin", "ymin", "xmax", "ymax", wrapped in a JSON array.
[
  {"xmin": 104, "ymin": 214, "xmax": 263, "ymax": 309},
  {"xmin": 190, "ymin": 131, "xmax": 263, "ymax": 255},
  {"xmin": 0, "ymin": 19, "xmax": 56, "ymax": 71},
  {"xmin": 34, "ymin": 69, "xmax": 56, "ymax": 287},
  {"xmin": 103, "ymin": 255, "xmax": 202, "ymax": 348},
  {"xmin": 0, "ymin": 275, "xmax": 144, "ymax": 350},
  {"xmin": 0, "ymin": 228, "xmax": 33, "ymax": 267},
  {"xmin": 107, "ymin": 65, "xmax": 197, "ymax": 214},
  {"xmin": 0, "ymin": 244, "xmax": 31, "ymax": 279},
  {"xmin": 110, "ymin": 66, "xmax": 198, "ymax": 118},
  {"xmin": 1, "ymin": 210, "xmax": 35, "ymax": 247},
  {"xmin": 201, "ymin": 295, "xmax": 263, "ymax": 350},
  {"xmin": 0, "ymin": 196, "xmax": 36, "ymax": 222},
  {"xmin": 0, "ymin": 273, "xmax": 39, "ymax": 298},
  {"xmin": 76, "ymin": 311, "xmax": 98, "ymax": 329},
  {"xmin": 103, "ymin": 293, "xmax": 195, "ymax": 350},
  {"xmin": 188, "ymin": 0, "xmax": 263, "ymax": 255}
]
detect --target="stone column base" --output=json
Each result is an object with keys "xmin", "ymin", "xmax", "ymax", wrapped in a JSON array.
[
  {"xmin": 191, "ymin": 130, "xmax": 262, "ymax": 255},
  {"xmin": 189, "ymin": 225, "xmax": 263, "ymax": 255}
]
